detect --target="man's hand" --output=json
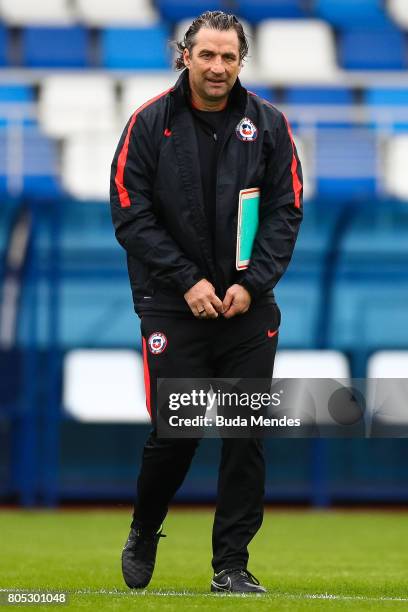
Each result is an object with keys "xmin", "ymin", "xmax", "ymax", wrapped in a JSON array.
[
  {"xmin": 184, "ymin": 279, "xmax": 224, "ymax": 319},
  {"xmin": 222, "ymin": 284, "xmax": 251, "ymax": 319}
]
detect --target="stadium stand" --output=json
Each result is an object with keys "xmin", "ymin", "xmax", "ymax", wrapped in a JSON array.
[
  {"xmin": 120, "ymin": 72, "xmax": 175, "ymax": 120},
  {"xmin": 364, "ymin": 87, "xmax": 408, "ymax": 131},
  {"xmin": 21, "ymin": 26, "xmax": 90, "ymax": 68},
  {"xmin": 0, "ymin": 0, "xmax": 74, "ymax": 25},
  {"xmin": 387, "ymin": 0, "xmax": 408, "ymax": 29},
  {"xmin": 256, "ymin": 20, "xmax": 339, "ymax": 83},
  {"xmin": 61, "ymin": 132, "xmax": 119, "ymax": 201},
  {"xmin": 0, "ymin": 24, "xmax": 8, "ymax": 65},
  {"xmin": 274, "ymin": 350, "xmax": 350, "ymax": 379},
  {"xmin": 63, "ymin": 349, "xmax": 148, "ymax": 422},
  {"xmin": 100, "ymin": 25, "xmax": 171, "ymax": 69},
  {"xmin": 339, "ymin": 25, "xmax": 406, "ymax": 70},
  {"xmin": 0, "ymin": 0, "xmax": 408, "ymax": 506},
  {"xmin": 236, "ymin": 0, "xmax": 307, "ymax": 22},
  {"xmin": 314, "ymin": 0, "xmax": 390, "ymax": 28},
  {"xmin": 367, "ymin": 351, "xmax": 408, "ymax": 378},
  {"xmin": 384, "ymin": 135, "xmax": 408, "ymax": 199},
  {"xmin": 38, "ymin": 75, "xmax": 117, "ymax": 137},
  {"xmin": 156, "ymin": 0, "xmax": 223, "ymax": 22},
  {"xmin": 74, "ymin": 0, "xmax": 159, "ymax": 26}
]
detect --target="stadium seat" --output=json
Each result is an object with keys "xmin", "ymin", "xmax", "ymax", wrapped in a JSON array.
[
  {"xmin": 156, "ymin": 0, "xmax": 222, "ymax": 22},
  {"xmin": 364, "ymin": 87, "xmax": 408, "ymax": 131},
  {"xmin": 0, "ymin": 125, "xmax": 61, "ymax": 197},
  {"xmin": 387, "ymin": 0, "xmax": 408, "ymax": 29},
  {"xmin": 21, "ymin": 26, "xmax": 89, "ymax": 68},
  {"xmin": 38, "ymin": 75, "xmax": 117, "ymax": 138},
  {"xmin": 315, "ymin": 128, "xmax": 377, "ymax": 197},
  {"xmin": 339, "ymin": 26, "xmax": 406, "ymax": 70},
  {"xmin": 284, "ymin": 87, "xmax": 353, "ymax": 106},
  {"xmin": 100, "ymin": 26, "xmax": 170, "ymax": 69},
  {"xmin": 274, "ymin": 350, "xmax": 350, "ymax": 377},
  {"xmin": 120, "ymin": 73, "xmax": 175, "ymax": 120},
  {"xmin": 63, "ymin": 350, "xmax": 149, "ymax": 423},
  {"xmin": 0, "ymin": 0, "xmax": 74, "ymax": 25},
  {"xmin": 0, "ymin": 25, "xmax": 9, "ymax": 66},
  {"xmin": 329, "ymin": 203, "xmax": 408, "ymax": 356},
  {"xmin": 0, "ymin": 84, "xmax": 35, "ymax": 125},
  {"xmin": 236, "ymin": 0, "xmax": 307, "ymax": 22},
  {"xmin": 61, "ymin": 132, "xmax": 119, "ymax": 200},
  {"xmin": 256, "ymin": 20, "xmax": 339, "ymax": 84},
  {"xmin": 366, "ymin": 351, "xmax": 408, "ymax": 436},
  {"xmin": 384, "ymin": 135, "xmax": 408, "ymax": 199},
  {"xmin": 74, "ymin": 0, "xmax": 158, "ymax": 26},
  {"xmin": 367, "ymin": 351, "xmax": 408, "ymax": 378},
  {"xmin": 314, "ymin": 0, "xmax": 390, "ymax": 28}
]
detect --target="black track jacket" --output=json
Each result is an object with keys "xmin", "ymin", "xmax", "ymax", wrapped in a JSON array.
[{"xmin": 110, "ymin": 69, "xmax": 303, "ymax": 316}]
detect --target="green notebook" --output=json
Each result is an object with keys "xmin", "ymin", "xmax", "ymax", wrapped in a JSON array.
[{"xmin": 236, "ymin": 187, "xmax": 260, "ymax": 270}]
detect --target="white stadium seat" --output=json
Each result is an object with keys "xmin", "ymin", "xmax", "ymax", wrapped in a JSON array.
[
  {"xmin": 74, "ymin": 0, "xmax": 158, "ymax": 26},
  {"xmin": 61, "ymin": 132, "xmax": 120, "ymax": 201},
  {"xmin": 367, "ymin": 351, "xmax": 408, "ymax": 378},
  {"xmin": 274, "ymin": 350, "xmax": 350, "ymax": 378},
  {"xmin": 63, "ymin": 349, "xmax": 150, "ymax": 423},
  {"xmin": 272, "ymin": 351, "xmax": 352, "ymax": 430},
  {"xmin": 121, "ymin": 73, "xmax": 176, "ymax": 121},
  {"xmin": 384, "ymin": 134, "xmax": 408, "ymax": 200},
  {"xmin": 38, "ymin": 75, "xmax": 117, "ymax": 138},
  {"xmin": 387, "ymin": 0, "xmax": 408, "ymax": 29},
  {"xmin": 0, "ymin": 0, "xmax": 74, "ymax": 25},
  {"xmin": 256, "ymin": 20, "xmax": 339, "ymax": 84},
  {"xmin": 366, "ymin": 351, "xmax": 408, "ymax": 435}
]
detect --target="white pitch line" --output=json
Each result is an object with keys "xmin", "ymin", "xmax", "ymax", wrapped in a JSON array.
[{"xmin": 1, "ymin": 588, "xmax": 408, "ymax": 602}]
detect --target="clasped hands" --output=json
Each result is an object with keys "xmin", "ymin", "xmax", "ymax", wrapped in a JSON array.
[{"xmin": 184, "ymin": 279, "xmax": 251, "ymax": 319}]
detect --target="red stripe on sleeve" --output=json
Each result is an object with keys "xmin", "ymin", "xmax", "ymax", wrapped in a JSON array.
[
  {"xmin": 114, "ymin": 87, "xmax": 173, "ymax": 208},
  {"xmin": 283, "ymin": 114, "xmax": 302, "ymax": 209},
  {"xmin": 142, "ymin": 337, "xmax": 152, "ymax": 419}
]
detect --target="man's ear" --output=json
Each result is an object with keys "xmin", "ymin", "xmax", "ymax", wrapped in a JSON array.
[{"xmin": 183, "ymin": 48, "xmax": 190, "ymax": 69}]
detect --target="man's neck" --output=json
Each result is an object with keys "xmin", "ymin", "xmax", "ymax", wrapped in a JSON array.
[{"xmin": 190, "ymin": 90, "xmax": 228, "ymax": 112}]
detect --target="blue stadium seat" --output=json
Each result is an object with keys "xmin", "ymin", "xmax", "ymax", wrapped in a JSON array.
[
  {"xmin": 339, "ymin": 26, "xmax": 406, "ymax": 70},
  {"xmin": 314, "ymin": 0, "xmax": 390, "ymax": 28},
  {"xmin": 315, "ymin": 129, "xmax": 377, "ymax": 198},
  {"xmin": 330, "ymin": 203, "xmax": 408, "ymax": 355},
  {"xmin": 246, "ymin": 86, "xmax": 276, "ymax": 103},
  {"xmin": 101, "ymin": 26, "xmax": 170, "ymax": 69},
  {"xmin": 0, "ymin": 85, "xmax": 35, "ymax": 126},
  {"xmin": 284, "ymin": 87, "xmax": 353, "ymax": 105},
  {"xmin": 0, "ymin": 126, "xmax": 61, "ymax": 198},
  {"xmin": 365, "ymin": 88, "xmax": 408, "ymax": 131},
  {"xmin": 21, "ymin": 27, "xmax": 89, "ymax": 68},
  {"xmin": 284, "ymin": 88, "xmax": 355, "ymax": 128},
  {"xmin": 0, "ymin": 85, "xmax": 34, "ymax": 103},
  {"xmin": 236, "ymin": 0, "xmax": 307, "ymax": 22},
  {"xmin": 156, "ymin": 0, "xmax": 222, "ymax": 22},
  {"xmin": 0, "ymin": 25, "xmax": 9, "ymax": 66}
]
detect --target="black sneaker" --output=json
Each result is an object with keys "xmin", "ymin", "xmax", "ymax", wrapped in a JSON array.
[
  {"xmin": 121, "ymin": 526, "xmax": 165, "ymax": 589},
  {"xmin": 211, "ymin": 568, "xmax": 267, "ymax": 594}
]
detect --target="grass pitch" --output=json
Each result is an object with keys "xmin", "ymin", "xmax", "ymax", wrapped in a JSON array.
[{"xmin": 0, "ymin": 509, "xmax": 407, "ymax": 610}]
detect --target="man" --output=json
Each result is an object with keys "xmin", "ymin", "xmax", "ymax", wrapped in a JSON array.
[{"xmin": 110, "ymin": 11, "xmax": 303, "ymax": 594}]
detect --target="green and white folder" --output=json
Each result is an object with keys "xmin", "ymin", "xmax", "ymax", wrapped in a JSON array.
[{"xmin": 236, "ymin": 187, "xmax": 260, "ymax": 270}]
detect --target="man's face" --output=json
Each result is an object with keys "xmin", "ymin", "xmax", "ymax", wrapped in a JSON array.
[{"xmin": 183, "ymin": 27, "xmax": 241, "ymax": 106}]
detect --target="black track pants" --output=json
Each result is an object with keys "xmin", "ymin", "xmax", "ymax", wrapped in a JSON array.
[{"xmin": 132, "ymin": 303, "xmax": 280, "ymax": 572}]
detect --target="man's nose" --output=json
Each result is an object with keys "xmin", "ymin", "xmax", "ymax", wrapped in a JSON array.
[{"xmin": 210, "ymin": 57, "xmax": 225, "ymax": 74}]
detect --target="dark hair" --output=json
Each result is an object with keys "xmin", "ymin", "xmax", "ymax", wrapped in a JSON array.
[{"xmin": 174, "ymin": 11, "xmax": 249, "ymax": 70}]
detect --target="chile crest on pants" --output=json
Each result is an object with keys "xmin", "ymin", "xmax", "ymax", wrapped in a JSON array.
[
  {"xmin": 236, "ymin": 117, "xmax": 258, "ymax": 142},
  {"xmin": 148, "ymin": 332, "xmax": 167, "ymax": 354}
]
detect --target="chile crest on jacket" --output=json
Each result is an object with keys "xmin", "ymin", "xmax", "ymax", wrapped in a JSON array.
[
  {"xmin": 236, "ymin": 117, "xmax": 258, "ymax": 142},
  {"xmin": 148, "ymin": 332, "xmax": 168, "ymax": 355}
]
